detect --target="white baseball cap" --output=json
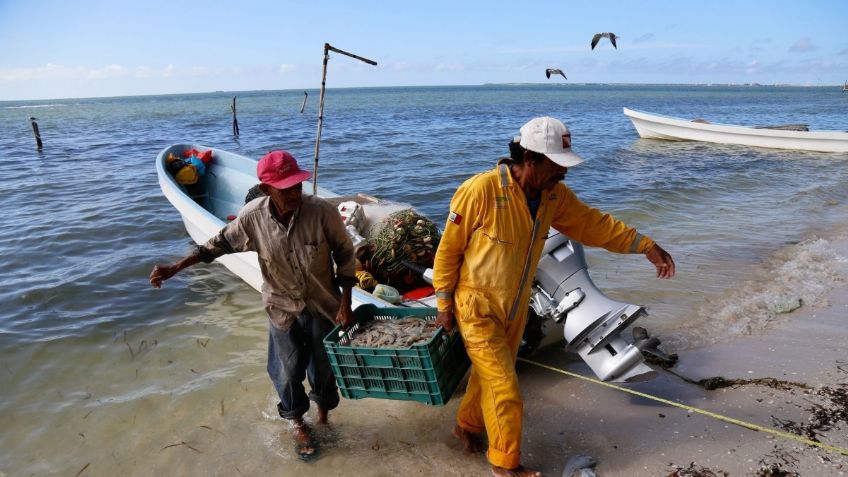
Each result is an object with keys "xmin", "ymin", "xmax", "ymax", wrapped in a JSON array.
[{"xmin": 514, "ymin": 116, "xmax": 585, "ymax": 167}]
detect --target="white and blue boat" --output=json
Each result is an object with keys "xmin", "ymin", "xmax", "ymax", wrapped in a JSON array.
[{"xmin": 156, "ymin": 144, "xmax": 660, "ymax": 382}]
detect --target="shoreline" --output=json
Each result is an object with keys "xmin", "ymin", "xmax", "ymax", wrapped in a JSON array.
[
  {"xmin": 3, "ymin": 235, "xmax": 847, "ymax": 476},
  {"xmin": 518, "ymin": 233, "xmax": 848, "ymax": 476},
  {"xmin": 3, "ymin": 233, "xmax": 847, "ymax": 476}
]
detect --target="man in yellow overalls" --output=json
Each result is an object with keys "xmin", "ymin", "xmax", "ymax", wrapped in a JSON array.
[{"xmin": 433, "ymin": 117, "xmax": 675, "ymax": 477}]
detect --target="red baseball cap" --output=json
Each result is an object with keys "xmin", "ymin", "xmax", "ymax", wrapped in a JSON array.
[{"xmin": 256, "ymin": 150, "xmax": 312, "ymax": 189}]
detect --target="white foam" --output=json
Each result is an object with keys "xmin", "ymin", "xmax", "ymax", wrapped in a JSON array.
[
  {"xmin": 4, "ymin": 104, "xmax": 65, "ymax": 109},
  {"xmin": 671, "ymin": 237, "xmax": 846, "ymax": 349}
]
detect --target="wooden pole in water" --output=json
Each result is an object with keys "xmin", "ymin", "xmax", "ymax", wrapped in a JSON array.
[
  {"xmin": 312, "ymin": 45, "xmax": 330, "ymax": 195},
  {"xmin": 312, "ymin": 43, "xmax": 377, "ymax": 195},
  {"xmin": 300, "ymin": 91, "xmax": 308, "ymax": 113},
  {"xmin": 29, "ymin": 117, "xmax": 43, "ymax": 151},
  {"xmin": 231, "ymin": 96, "xmax": 240, "ymax": 137}
]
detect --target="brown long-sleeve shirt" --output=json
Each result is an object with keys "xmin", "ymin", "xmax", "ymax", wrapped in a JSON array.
[{"xmin": 197, "ymin": 195, "xmax": 356, "ymax": 329}]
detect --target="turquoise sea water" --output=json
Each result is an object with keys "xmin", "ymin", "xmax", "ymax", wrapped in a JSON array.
[{"xmin": 1, "ymin": 85, "xmax": 847, "ymax": 475}]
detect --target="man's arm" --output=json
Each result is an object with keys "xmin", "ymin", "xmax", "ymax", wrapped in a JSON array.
[
  {"xmin": 551, "ymin": 187, "xmax": 675, "ymax": 279},
  {"xmin": 433, "ymin": 180, "xmax": 482, "ymax": 331},
  {"xmin": 551, "ymin": 187, "xmax": 654, "ymax": 253},
  {"xmin": 335, "ymin": 284, "xmax": 354, "ymax": 329},
  {"xmin": 324, "ymin": 201, "xmax": 358, "ymax": 328},
  {"xmin": 149, "ymin": 251, "xmax": 202, "ymax": 288},
  {"xmin": 150, "ymin": 219, "xmax": 246, "ymax": 288}
]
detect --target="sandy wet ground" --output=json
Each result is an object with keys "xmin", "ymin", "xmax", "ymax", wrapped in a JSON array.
[
  {"xmin": 13, "ymin": 241, "xmax": 848, "ymax": 477},
  {"xmin": 515, "ymin": 238, "xmax": 848, "ymax": 476},
  {"xmin": 64, "ymin": 283, "xmax": 845, "ymax": 477}
]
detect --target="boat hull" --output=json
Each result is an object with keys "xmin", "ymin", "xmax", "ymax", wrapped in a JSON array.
[
  {"xmin": 155, "ymin": 144, "xmax": 389, "ymax": 307},
  {"xmin": 623, "ymin": 107, "xmax": 848, "ymax": 153}
]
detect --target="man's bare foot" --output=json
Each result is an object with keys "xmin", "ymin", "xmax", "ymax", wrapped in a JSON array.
[
  {"xmin": 491, "ymin": 464, "xmax": 542, "ymax": 477},
  {"xmin": 291, "ymin": 418, "xmax": 318, "ymax": 461},
  {"xmin": 451, "ymin": 424, "xmax": 484, "ymax": 454},
  {"xmin": 316, "ymin": 406, "xmax": 328, "ymax": 425}
]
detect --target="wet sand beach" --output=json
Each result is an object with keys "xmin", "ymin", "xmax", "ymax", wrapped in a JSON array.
[
  {"xmin": 5, "ymin": 234, "xmax": 844, "ymax": 477},
  {"xmin": 517, "ymin": 233, "xmax": 848, "ymax": 476}
]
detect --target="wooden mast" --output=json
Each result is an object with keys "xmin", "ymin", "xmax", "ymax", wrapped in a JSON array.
[{"xmin": 311, "ymin": 43, "xmax": 377, "ymax": 194}]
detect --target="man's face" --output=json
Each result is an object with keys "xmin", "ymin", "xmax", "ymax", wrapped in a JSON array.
[
  {"xmin": 527, "ymin": 153, "xmax": 568, "ymax": 191},
  {"xmin": 264, "ymin": 182, "xmax": 303, "ymax": 214}
]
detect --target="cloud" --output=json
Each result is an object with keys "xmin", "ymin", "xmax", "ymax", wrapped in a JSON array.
[
  {"xmin": 500, "ymin": 45, "xmax": 585, "ymax": 54},
  {"xmin": 88, "ymin": 65, "xmax": 126, "ymax": 79},
  {"xmin": 0, "ymin": 63, "xmax": 184, "ymax": 81},
  {"xmin": 434, "ymin": 62, "xmax": 466, "ymax": 72},
  {"xmin": 632, "ymin": 33, "xmax": 655, "ymax": 44},
  {"xmin": 134, "ymin": 66, "xmax": 153, "ymax": 78},
  {"xmin": 389, "ymin": 62, "xmax": 413, "ymax": 71},
  {"xmin": 0, "ymin": 63, "xmax": 79, "ymax": 81},
  {"xmin": 279, "ymin": 63, "xmax": 296, "ymax": 73},
  {"xmin": 839, "ymin": 48, "xmax": 848, "ymax": 55},
  {"xmin": 788, "ymin": 37, "xmax": 818, "ymax": 53}
]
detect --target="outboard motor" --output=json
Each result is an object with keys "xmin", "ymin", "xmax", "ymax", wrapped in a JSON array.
[{"xmin": 527, "ymin": 232, "xmax": 656, "ymax": 383}]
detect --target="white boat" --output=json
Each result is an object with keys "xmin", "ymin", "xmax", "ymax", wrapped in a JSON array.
[
  {"xmin": 623, "ymin": 107, "xmax": 848, "ymax": 153},
  {"xmin": 156, "ymin": 144, "xmax": 410, "ymax": 308},
  {"xmin": 156, "ymin": 144, "xmax": 659, "ymax": 382}
]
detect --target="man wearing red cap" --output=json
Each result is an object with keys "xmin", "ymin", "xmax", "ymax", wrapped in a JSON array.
[{"xmin": 149, "ymin": 150, "xmax": 356, "ymax": 462}]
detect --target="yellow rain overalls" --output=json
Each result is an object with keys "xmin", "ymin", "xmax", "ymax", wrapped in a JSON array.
[{"xmin": 432, "ymin": 161, "xmax": 655, "ymax": 469}]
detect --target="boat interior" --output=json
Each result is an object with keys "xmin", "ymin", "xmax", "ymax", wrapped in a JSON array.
[{"xmin": 163, "ymin": 144, "xmax": 438, "ymax": 306}]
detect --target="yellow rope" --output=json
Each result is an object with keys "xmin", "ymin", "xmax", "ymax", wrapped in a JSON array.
[{"xmin": 517, "ymin": 357, "xmax": 848, "ymax": 457}]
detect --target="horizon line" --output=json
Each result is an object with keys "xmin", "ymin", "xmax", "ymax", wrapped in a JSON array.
[{"xmin": 3, "ymin": 81, "xmax": 844, "ymax": 103}]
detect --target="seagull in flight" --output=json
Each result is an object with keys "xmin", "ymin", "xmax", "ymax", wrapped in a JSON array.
[
  {"xmin": 591, "ymin": 32, "xmax": 618, "ymax": 50},
  {"xmin": 545, "ymin": 68, "xmax": 567, "ymax": 80}
]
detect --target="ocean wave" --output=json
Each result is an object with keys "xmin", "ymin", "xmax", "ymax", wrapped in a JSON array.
[
  {"xmin": 667, "ymin": 236, "xmax": 847, "ymax": 350},
  {"xmin": 4, "ymin": 104, "xmax": 65, "ymax": 109}
]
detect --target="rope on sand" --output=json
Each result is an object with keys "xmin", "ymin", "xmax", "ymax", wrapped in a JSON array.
[{"xmin": 517, "ymin": 357, "xmax": 848, "ymax": 457}]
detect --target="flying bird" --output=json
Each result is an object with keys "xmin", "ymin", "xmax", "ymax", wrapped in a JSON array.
[
  {"xmin": 545, "ymin": 68, "xmax": 567, "ymax": 80},
  {"xmin": 591, "ymin": 32, "xmax": 618, "ymax": 50}
]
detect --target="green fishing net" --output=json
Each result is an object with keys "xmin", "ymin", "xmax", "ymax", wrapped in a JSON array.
[{"xmin": 366, "ymin": 209, "xmax": 440, "ymax": 290}]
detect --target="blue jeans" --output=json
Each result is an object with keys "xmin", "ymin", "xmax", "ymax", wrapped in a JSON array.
[{"xmin": 266, "ymin": 305, "xmax": 340, "ymax": 420}]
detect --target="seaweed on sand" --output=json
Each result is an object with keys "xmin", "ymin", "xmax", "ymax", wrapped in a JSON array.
[{"xmin": 667, "ymin": 462, "xmax": 728, "ymax": 477}]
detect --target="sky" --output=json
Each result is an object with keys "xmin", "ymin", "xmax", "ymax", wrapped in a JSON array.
[{"xmin": 1, "ymin": 0, "xmax": 846, "ymax": 101}]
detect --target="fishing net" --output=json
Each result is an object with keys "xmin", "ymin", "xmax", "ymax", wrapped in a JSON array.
[
  {"xmin": 244, "ymin": 184, "xmax": 265, "ymax": 204},
  {"xmin": 365, "ymin": 209, "xmax": 440, "ymax": 291}
]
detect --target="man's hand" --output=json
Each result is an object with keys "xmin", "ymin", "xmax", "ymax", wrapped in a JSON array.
[
  {"xmin": 335, "ymin": 305, "xmax": 355, "ymax": 330},
  {"xmin": 149, "ymin": 264, "xmax": 178, "ymax": 288},
  {"xmin": 646, "ymin": 244, "xmax": 675, "ymax": 279},
  {"xmin": 435, "ymin": 310, "xmax": 456, "ymax": 333},
  {"xmin": 149, "ymin": 254, "xmax": 201, "ymax": 288}
]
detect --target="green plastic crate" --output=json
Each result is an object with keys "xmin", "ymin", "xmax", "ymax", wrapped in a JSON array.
[{"xmin": 323, "ymin": 304, "xmax": 470, "ymax": 406}]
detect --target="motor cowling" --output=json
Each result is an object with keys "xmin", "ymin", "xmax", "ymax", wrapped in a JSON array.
[{"xmin": 530, "ymin": 232, "xmax": 656, "ymax": 383}]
